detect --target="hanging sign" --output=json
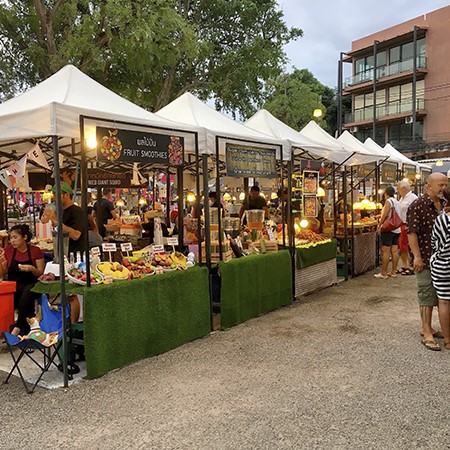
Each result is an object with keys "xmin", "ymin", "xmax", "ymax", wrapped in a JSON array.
[
  {"xmin": 302, "ymin": 170, "xmax": 319, "ymax": 194},
  {"xmin": 356, "ymin": 163, "xmax": 375, "ymax": 179},
  {"xmin": 96, "ymin": 127, "xmax": 184, "ymax": 166},
  {"xmin": 381, "ymin": 162, "xmax": 397, "ymax": 183},
  {"xmin": 88, "ymin": 169, "xmax": 132, "ymax": 188},
  {"xmin": 403, "ymin": 164, "xmax": 417, "ymax": 183},
  {"xmin": 225, "ymin": 144, "xmax": 277, "ymax": 178}
]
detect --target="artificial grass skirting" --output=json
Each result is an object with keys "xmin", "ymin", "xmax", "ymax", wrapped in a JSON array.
[
  {"xmin": 35, "ymin": 267, "xmax": 211, "ymax": 379},
  {"xmin": 295, "ymin": 240, "xmax": 337, "ymax": 269},
  {"xmin": 219, "ymin": 250, "xmax": 292, "ymax": 329}
]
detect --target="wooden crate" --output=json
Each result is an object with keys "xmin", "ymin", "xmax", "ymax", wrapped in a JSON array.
[{"xmin": 200, "ymin": 249, "xmax": 233, "ymax": 263}]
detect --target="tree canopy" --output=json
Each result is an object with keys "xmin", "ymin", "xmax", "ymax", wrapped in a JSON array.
[
  {"xmin": 263, "ymin": 68, "xmax": 338, "ymax": 134},
  {"xmin": 0, "ymin": 0, "xmax": 302, "ymax": 117}
]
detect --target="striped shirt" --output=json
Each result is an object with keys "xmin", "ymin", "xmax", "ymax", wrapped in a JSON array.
[{"xmin": 430, "ymin": 212, "xmax": 450, "ymax": 300}]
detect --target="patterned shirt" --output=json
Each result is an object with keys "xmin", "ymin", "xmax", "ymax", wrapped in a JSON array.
[{"xmin": 406, "ymin": 193, "xmax": 445, "ymax": 269}]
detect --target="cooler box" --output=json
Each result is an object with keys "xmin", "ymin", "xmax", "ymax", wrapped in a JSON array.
[{"xmin": 0, "ymin": 281, "xmax": 16, "ymax": 334}]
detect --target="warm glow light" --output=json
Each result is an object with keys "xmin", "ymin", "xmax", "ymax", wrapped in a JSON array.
[
  {"xmin": 294, "ymin": 223, "xmax": 300, "ymax": 232},
  {"xmin": 415, "ymin": 173, "xmax": 421, "ymax": 180},
  {"xmin": 368, "ymin": 201, "xmax": 376, "ymax": 210},
  {"xmin": 300, "ymin": 219, "xmax": 309, "ymax": 228},
  {"xmin": 116, "ymin": 199, "xmax": 124, "ymax": 207},
  {"xmin": 186, "ymin": 191, "xmax": 196, "ymax": 203},
  {"xmin": 138, "ymin": 197, "xmax": 147, "ymax": 205},
  {"xmin": 239, "ymin": 192, "xmax": 245, "ymax": 201},
  {"xmin": 353, "ymin": 202, "xmax": 362, "ymax": 210},
  {"xmin": 317, "ymin": 187, "xmax": 325, "ymax": 197},
  {"xmin": 313, "ymin": 108, "xmax": 323, "ymax": 119},
  {"xmin": 435, "ymin": 160, "xmax": 444, "ymax": 167},
  {"xmin": 377, "ymin": 189, "xmax": 384, "ymax": 194},
  {"xmin": 232, "ymin": 196, "xmax": 237, "ymax": 201},
  {"xmin": 223, "ymin": 192, "xmax": 231, "ymax": 201},
  {"xmin": 86, "ymin": 136, "xmax": 97, "ymax": 149},
  {"xmin": 270, "ymin": 192, "xmax": 278, "ymax": 200},
  {"xmin": 402, "ymin": 178, "xmax": 409, "ymax": 183},
  {"xmin": 260, "ymin": 192, "xmax": 266, "ymax": 198}
]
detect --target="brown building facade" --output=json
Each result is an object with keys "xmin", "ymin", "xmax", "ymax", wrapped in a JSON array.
[{"xmin": 341, "ymin": 5, "xmax": 450, "ymax": 159}]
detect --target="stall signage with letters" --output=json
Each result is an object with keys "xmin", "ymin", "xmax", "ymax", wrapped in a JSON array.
[
  {"xmin": 88, "ymin": 169, "xmax": 132, "ymax": 188},
  {"xmin": 225, "ymin": 144, "xmax": 277, "ymax": 178},
  {"xmin": 356, "ymin": 163, "xmax": 375, "ymax": 179},
  {"xmin": 96, "ymin": 127, "xmax": 184, "ymax": 165},
  {"xmin": 403, "ymin": 164, "xmax": 417, "ymax": 183},
  {"xmin": 381, "ymin": 162, "xmax": 397, "ymax": 183}
]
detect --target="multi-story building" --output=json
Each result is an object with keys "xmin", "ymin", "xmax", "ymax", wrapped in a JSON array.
[{"xmin": 340, "ymin": 5, "xmax": 450, "ymax": 159}]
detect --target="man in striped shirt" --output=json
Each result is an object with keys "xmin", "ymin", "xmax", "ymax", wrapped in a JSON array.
[{"xmin": 407, "ymin": 172, "xmax": 448, "ymax": 351}]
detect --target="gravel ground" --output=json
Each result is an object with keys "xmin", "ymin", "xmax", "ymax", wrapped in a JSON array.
[{"xmin": 1, "ymin": 270, "xmax": 449, "ymax": 450}]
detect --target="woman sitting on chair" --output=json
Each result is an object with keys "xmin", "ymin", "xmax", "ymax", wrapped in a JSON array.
[{"xmin": 0, "ymin": 224, "xmax": 44, "ymax": 336}]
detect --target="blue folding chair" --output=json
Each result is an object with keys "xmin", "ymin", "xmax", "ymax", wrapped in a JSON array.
[{"xmin": 3, "ymin": 294, "xmax": 69, "ymax": 394}]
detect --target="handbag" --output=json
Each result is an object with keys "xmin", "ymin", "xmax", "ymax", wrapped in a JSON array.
[{"xmin": 381, "ymin": 200, "xmax": 403, "ymax": 232}]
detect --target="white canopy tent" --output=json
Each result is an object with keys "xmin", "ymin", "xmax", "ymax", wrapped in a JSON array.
[
  {"xmin": 300, "ymin": 122, "xmax": 385, "ymax": 166},
  {"xmin": 244, "ymin": 109, "xmax": 354, "ymax": 164},
  {"xmin": 156, "ymin": 92, "xmax": 288, "ymax": 160},
  {"xmin": 364, "ymin": 138, "xmax": 404, "ymax": 165},
  {"xmin": 0, "ymin": 64, "xmax": 202, "ymax": 159},
  {"xmin": 337, "ymin": 131, "xmax": 388, "ymax": 164}
]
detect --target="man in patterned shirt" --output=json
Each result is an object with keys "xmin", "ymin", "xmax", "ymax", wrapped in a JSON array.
[{"xmin": 407, "ymin": 172, "xmax": 448, "ymax": 351}]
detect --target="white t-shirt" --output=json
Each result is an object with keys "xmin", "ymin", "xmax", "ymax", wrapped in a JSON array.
[{"xmin": 398, "ymin": 191, "xmax": 418, "ymax": 223}]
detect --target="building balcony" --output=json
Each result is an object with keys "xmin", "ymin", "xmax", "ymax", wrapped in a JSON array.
[
  {"xmin": 343, "ymin": 56, "xmax": 427, "ymax": 93},
  {"xmin": 344, "ymin": 98, "xmax": 426, "ymax": 127}
]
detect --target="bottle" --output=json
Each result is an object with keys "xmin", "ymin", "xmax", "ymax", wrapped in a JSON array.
[
  {"xmin": 69, "ymin": 252, "xmax": 75, "ymax": 264},
  {"xmin": 76, "ymin": 252, "xmax": 82, "ymax": 265}
]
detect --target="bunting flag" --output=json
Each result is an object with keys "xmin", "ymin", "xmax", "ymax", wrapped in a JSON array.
[
  {"xmin": 16, "ymin": 171, "xmax": 32, "ymax": 192},
  {"xmin": 7, "ymin": 155, "xmax": 27, "ymax": 179},
  {"xmin": 27, "ymin": 143, "xmax": 50, "ymax": 170},
  {"xmin": 0, "ymin": 169, "xmax": 13, "ymax": 189}
]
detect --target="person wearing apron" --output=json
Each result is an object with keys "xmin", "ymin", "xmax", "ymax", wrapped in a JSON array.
[{"xmin": 0, "ymin": 224, "xmax": 45, "ymax": 336}]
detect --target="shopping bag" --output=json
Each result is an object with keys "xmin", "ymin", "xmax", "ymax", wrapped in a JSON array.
[{"xmin": 381, "ymin": 206, "xmax": 403, "ymax": 232}]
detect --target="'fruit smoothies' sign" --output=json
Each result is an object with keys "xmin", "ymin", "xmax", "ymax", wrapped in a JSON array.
[
  {"xmin": 381, "ymin": 162, "xmax": 397, "ymax": 183},
  {"xmin": 226, "ymin": 144, "xmax": 276, "ymax": 178},
  {"xmin": 96, "ymin": 127, "xmax": 184, "ymax": 165}
]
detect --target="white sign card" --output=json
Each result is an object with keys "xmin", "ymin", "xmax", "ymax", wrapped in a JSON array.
[
  {"xmin": 102, "ymin": 243, "xmax": 117, "ymax": 252},
  {"xmin": 120, "ymin": 243, "xmax": 133, "ymax": 252},
  {"xmin": 166, "ymin": 237, "xmax": 178, "ymax": 246},
  {"xmin": 152, "ymin": 244, "xmax": 165, "ymax": 253}
]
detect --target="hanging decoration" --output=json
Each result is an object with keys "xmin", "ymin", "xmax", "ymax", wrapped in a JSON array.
[{"xmin": 27, "ymin": 143, "xmax": 50, "ymax": 170}]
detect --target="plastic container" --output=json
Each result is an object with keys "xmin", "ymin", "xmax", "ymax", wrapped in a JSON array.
[
  {"xmin": 246, "ymin": 209, "xmax": 264, "ymax": 231},
  {"xmin": 0, "ymin": 281, "xmax": 16, "ymax": 333}
]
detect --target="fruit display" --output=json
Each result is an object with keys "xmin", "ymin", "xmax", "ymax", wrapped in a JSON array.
[
  {"xmin": 152, "ymin": 253, "xmax": 178, "ymax": 271},
  {"xmin": 122, "ymin": 257, "xmax": 155, "ymax": 279},
  {"xmin": 97, "ymin": 261, "xmax": 130, "ymax": 280},
  {"xmin": 38, "ymin": 273, "xmax": 59, "ymax": 283},
  {"xmin": 170, "ymin": 252, "xmax": 187, "ymax": 270},
  {"xmin": 66, "ymin": 264, "xmax": 103, "ymax": 285}
]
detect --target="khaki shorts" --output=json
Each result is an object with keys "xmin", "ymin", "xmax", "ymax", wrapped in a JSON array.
[{"xmin": 415, "ymin": 269, "xmax": 438, "ymax": 307}]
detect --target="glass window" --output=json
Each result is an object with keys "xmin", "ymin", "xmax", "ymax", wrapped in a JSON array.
[
  {"xmin": 416, "ymin": 79, "xmax": 425, "ymax": 99},
  {"xmin": 401, "ymin": 83, "xmax": 412, "ymax": 100},
  {"xmin": 402, "ymin": 42, "xmax": 414, "ymax": 60},
  {"xmin": 354, "ymin": 94, "xmax": 364, "ymax": 109},
  {"xmin": 376, "ymin": 89, "xmax": 386, "ymax": 105},
  {"xmin": 355, "ymin": 58, "xmax": 365, "ymax": 74},
  {"xmin": 376, "ymin": 51, "xmax": 386, "ymax": 67},
  {"xmin": 389, "ymin": 86, "xmax": 400, "ymax": 102},
  {"xmin": 365, "ymin": 92, "xmax": 373, "ymax": 107},
  {"xmin": 390, "ymin": 46, "xmax": 400, "ymax": 63},
  {"xmin": 366, "ymin": 55, "xmax": 374, "ymax": 69},
  {"xmin": 417, "ymin": 38, "xmax": 426, "ymax": 57}
]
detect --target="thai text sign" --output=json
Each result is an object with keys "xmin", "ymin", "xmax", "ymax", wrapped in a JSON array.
[
  {"xmin": 226, "ymin": 144, "xmax": 277, "ymax": 178},
  {"xmin": 88, "ymin": 169, "xmax": 132, "ymax": 188},
  {"xmin": 381, "ymin": 162, "xmax": 397, "ymax": 183},
  {"xmin": 96, "ymin": 127, "xmax": 184, "ymax": 165}
]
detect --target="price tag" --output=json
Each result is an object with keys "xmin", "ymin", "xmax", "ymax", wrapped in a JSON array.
[
  {"xmin": 102, "ymin": 243, "xmax": 117, "ymax": 252},
  {"xmin": 120, "ymin": 243, "xmax": 133, "ymax": 252},
  {"xmin": 166, "ymin": 237, "xmax": 178, "ymax": 246},
  {"xmin": 267, "ymin": 229, "xmax": 276, "ymax": 241},
  {"xmin": 91, "ymin": 246, "xmax": 101, "ymax": 256},
  {"xmin": 153, "ymin": 244, "xmax": 165, "ymax": 254}
]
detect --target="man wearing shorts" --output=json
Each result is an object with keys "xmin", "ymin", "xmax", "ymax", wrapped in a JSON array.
[
  {"xmin": 396, "ymin": 181, "xmax": 417, "ymax": 275},
  {"xmin": 407, "ymin": 173, "xmax": 448, "ymax": 351}
]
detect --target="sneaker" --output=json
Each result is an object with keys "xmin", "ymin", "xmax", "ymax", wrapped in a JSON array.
[{"xmin": 374, "ymin": 273, "xmax": 388, "ymax": 279}]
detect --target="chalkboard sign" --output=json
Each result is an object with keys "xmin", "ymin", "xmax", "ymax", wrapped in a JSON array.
[
  {"xmin": 381, "ymin": 162, "xmax": 398, "ymax": 183},
  {"xmin": 226, "ymin": 144, "xmax": 276, "ymax": 178}
]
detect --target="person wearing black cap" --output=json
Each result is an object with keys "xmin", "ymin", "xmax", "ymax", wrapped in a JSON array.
[{"xmin": 42, "ymin": 182, "xmax": 87, "ymax": 256}]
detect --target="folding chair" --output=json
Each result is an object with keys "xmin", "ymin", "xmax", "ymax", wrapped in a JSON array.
[{"xmin": 2, "ymin": 294, "xmax": 69, "ymax": 394}]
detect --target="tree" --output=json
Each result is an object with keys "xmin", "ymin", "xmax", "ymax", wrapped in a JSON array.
[
  {"xmin": 264, "ymin": 69, "xmax": 338, "ymax": 134},
  {"xmin": 0, "ymin": 0, "xmax": 301, "ymax": 117}
]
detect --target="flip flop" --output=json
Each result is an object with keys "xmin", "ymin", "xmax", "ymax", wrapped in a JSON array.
[
  {"xmin": 401, "ymin": 269, "xmax": 414, "ymax": 275},
  {"xmin": 420, "ymin": 331, "xmax": 444, "ymax": 339},
  {"xmin": 422, "ymin": 339, "xmax": 441, "ymax": 351}
]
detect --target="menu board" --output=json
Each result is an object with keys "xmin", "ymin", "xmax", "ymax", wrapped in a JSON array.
[
  {"xmin": 303, "ymin": 195, "xmax": 318, "ymax": 217},
  {"xmin": 302, "ymin": 171, "xmax": 319, "ymax": 194},
  {"xmin": 225, "ymin": 144, "xmax": 277, "ymax": 178},
  {"xmin": 356, "ymin": 163, "xmax": 375, "ymax": 179},
  {"xmin": 381, "ymin": 162, "xmax": 398, "ymax": 183}
]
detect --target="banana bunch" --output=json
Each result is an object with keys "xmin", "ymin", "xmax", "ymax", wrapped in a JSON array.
[{"xmin": 170, "ymin": 251, "xmax": 187, "ymax": 270}]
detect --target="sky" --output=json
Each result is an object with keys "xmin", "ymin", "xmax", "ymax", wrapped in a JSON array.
[{"xmin": 277, "ymin": 0, "xmax": 450, "ymax": 88}]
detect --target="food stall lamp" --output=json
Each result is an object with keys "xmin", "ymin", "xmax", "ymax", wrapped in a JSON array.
[
  {"xmin": 415, "ymin": 173, "xmax": 421, "ymax": 180},
  {"xmin": 222, "ymin": 192, "xmax": 231, "ymax": 201},
  {"xmin": 317, "ymin": 187, "xmax": 325, "ymax": 197},
  {"xmin": 270, "ymin": 192, "xmax": 278, "ymax": 200},
  {"xmin": 299, "ymin": 219, "xmax": 309, "ymax": 228},
  {"xmin": 116, "ymin": 199, "xmax": 125, "ymax": 207},
  {"xmin": 186, "ymin": 191, "xmax": 196, "ymax": 203},
  {"xmin": 376, "ymin": 202, "xmax": 383, "ymax": 209},
  {"xmin": 239, "ymin": 192, "xmax": 245, "ymax": 201},
  {"xmin": 294, "ymin": 223, "xmax": 300, "ymax": 232},
  {"xmin": 360, "ymin": 198, "xmax": 371, "ymax": 209},
  {"xmin": 313, "ymin": 108, "xmax": 323, "ymax": 119},
  {"xmin": 138, "ymin": 197, "xmax": 147, "ymax": 206},
  {"xmin": 232, "ymin": 196, "xmax": 237, "ymax": 202},
  {"xmin": 86, "ymin": 136, "xmax": 97, "ymax": 149},
  {"xmin": 353, "ymin": 202, "xmax": 362, "ymax": 210},
  {"xmin": 368, "ymin": 201, "xmax": 376, "ymax": 210},
  {"xmin": 377, "ymin": 188, "xmax": 384, "ymax": 194},
  {"xmin": 435, "ymin": 160, "xmax": 444, "ymax": 167},
  {"xmin": 402, "ymin": 178, "xmax": 409, "ymax": 183},
  {"xmin": 260, "ymin": 192, "xmax": 266, "ymax": 198}
]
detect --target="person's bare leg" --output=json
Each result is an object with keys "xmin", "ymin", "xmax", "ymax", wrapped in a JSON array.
[
  {"xmin": 400, "ymin": 250, "xmax": 408, "ymax": 269},
  {"xmin": 438, "ymin": 299, "xmax": 450, "ymax": 349},
  {"xmin": 380, "ymin": 246, "xmax": 390, "ymax": 276},
  {"xmin": 389, "ymin": 245, "xmax": 399, "ymax": 276},
  {"xmin": 11, "ymin": 326, "xmax": 20, "ymax": 336},
  {"xmin": 420, "ymin": 306, "xmax": 439, "ymax": 348}
]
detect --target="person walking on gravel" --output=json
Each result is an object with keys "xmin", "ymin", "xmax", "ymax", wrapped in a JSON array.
[{"xmin": 407, "ymin": 173, "xmax": 447, "ymax": 351}]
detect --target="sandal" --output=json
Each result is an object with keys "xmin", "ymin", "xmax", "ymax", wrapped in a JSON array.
[
  {"xmin": 422, "ymin": 339, "xmax": 441, "ymax": 351},
  {"xmin": 396, "ymin": 268, "xmax": 407, "ymax": 274},
  {"xmin": 402, "ymin": 269, "xmax": 414, "ymax": 275}
]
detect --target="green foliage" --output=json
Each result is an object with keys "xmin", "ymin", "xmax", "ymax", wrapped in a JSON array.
[
  {"xmin": 0, "ymin": 0, "xmax": 301, "ymax": 116},
  {"xmin": 264, "ymin": 69, "xmax": 337, "ymax": 134}
]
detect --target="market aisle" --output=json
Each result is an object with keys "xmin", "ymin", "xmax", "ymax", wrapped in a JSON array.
[{"xmin": 1, "ymin": 270, "xmax": 449, "ymax": 449}]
